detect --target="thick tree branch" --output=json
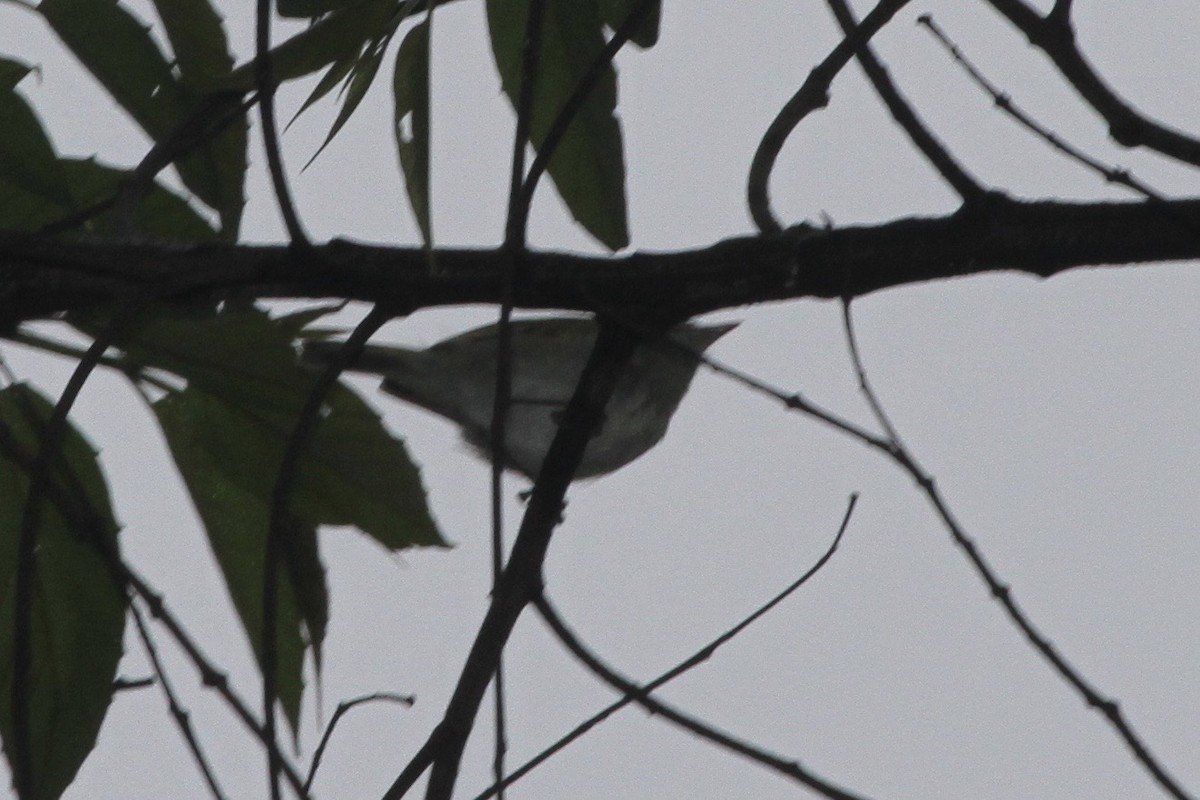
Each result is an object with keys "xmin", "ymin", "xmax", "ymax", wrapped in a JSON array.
[{"xmin": 3, "ymin": 198, "xmax": 1198, "ymax": 324}]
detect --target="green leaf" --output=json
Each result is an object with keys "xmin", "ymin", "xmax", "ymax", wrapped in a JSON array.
[
  {"xmin": 39, "ymin": 0, "xmax": 189, "ymax": 142},
  {"xmin": 149, "ymin": 0, "xmax": 235, "ymax": 91},
  {"xmin": 220, "ymin": 0, "xmax": 397, "ymax": 90},
  {"xmin": 303, "ymin": 34, "xmax": 390, "ymax": 169},
  {"xmin": 0, "ymin": 384, "xmax": 125, "ymax": 800},
  {"xmin": 486, "ymin": 0, "xmax": 629, "ymax": 250},
  {"xmin": 599, "ymin": 0, "xmax": 661, "ymax": 48},
  {"xmin": 58, "ymin": 158, "xmax": 219, "ymax": 240},
  {"xmin": 393, "ymin": 20, "xmax": 432, "ymax": 247},
  {"xmin": 277, "ymin": 0, "xmax": 364, "ymax": 18},
  {"xmin": 290, "ymin": 54, "xmax": 358, "ymax": 128},
  {"xmin": 153, "ymin": 388, "xmax": 318, "ymax": 733},
  {"xmin": 0, "ymin": 58, "xmax": 74, "ymax": 220},
  {"xmin": 70, "ymin": 303, "xmax": 442, "ymax": 730},
  {"xmin": 38, "ymin": 0, "xmax": 246, "ymax": 237}
]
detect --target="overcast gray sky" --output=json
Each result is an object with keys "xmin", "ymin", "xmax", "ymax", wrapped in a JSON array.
[{"xmin": 2, "ymin": 1, "xmax": 1198, "ymax": 798}]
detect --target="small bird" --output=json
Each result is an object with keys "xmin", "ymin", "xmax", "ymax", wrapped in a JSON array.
[{"xmin": 301, "ymin": 317, "xmax": 735, "ymax": 479}]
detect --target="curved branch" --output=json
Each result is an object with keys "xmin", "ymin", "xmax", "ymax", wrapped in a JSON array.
[
  {"xmin": 985, "ymin": 0, "xmax": 1200, "ymax": 166},
  {"xmin": 747, "ymin": 0, "xmax": 912, "ymax": 233}
]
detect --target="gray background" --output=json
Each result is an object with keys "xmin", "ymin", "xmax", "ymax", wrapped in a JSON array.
[{"xmin": 1, "ymin": 1, "xmax": 1197, "ymax": 797}]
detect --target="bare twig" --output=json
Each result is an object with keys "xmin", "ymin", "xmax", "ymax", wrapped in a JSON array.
[
  {"xmin": 917, "ymin": 15, "xmax": 1168, "ymax": 203},
  {"xmin": 263, "ymin": 304, "xmax": 393, "ymax": 797},
  {"xmin": 489, "ymin": 0, "xmax": 550, "ymax": 792},
  {"xmin": 473, "ymin": 495, "xmax": 858, "ymax": 799},
  {"xmin": 256, "ymin": 0, "xmax": 308, "ymax": 250},
  {"xmin": 837, "ymin": 302, "xmax": 1194, "ymax": 800},
  {"xmin": 304, "ymin": 692, "xmax": 415, "ymax": 792},
  {"xmin": 386, "ymin": 325, "xmax": 639, "ymax": 800},
  {"xmin": 533, "ymin": 594, "xmax": 872, "ymax": 800},
  {"xmin": 825, "ymin": 0, "xmax": 986, "ymax": 203},
  {"xmin": 130, "ymin": 600, "xmax": 229, "ymax": 800},
  {"xmin": 10, "ymin": 301, "xmax": 142, "ymax": 798},
  {"xmin": 0, "ymin": 355, "xmax": 313, "ymax": 800}
]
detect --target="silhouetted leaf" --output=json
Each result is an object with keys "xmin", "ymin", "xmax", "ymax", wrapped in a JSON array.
[
  {"xmin": 304, "ymin": 34, "xmax": 390, "ymax": 169},
  {"xmin": 393, "ymin": 19, "xmax": 432, "ymax": 247},
  {"xmin": 154, "ymin": 388, "xmax": 318, "ymax": 733},
  {"xmin": 38, "ymin": 0, "xmax": 246, "ymax": 236},
  {"xmin": 0, "ymin": 58, "xmax": 73, "ymax": 223},
  {"xmin": 149, "ymin": 0, "xmax": 234, "ymax": 90},
  {"xmin": 58, "ymin": 158, "xmax": 219, "ymax": 240},
  {"xmin": 0, "ymin": 384, "xmax": 125, "ymax": 800},
  {"xmin": 486, "ymin": 0, "xmax": 629, "ymax": 249},
  {"xmin": 277, "ymin": 0, "xmax": 363, "ymax": 18},
  {"xmin": 599, "ymin": 0, "xmax": 661, "ymax": 48},
  {"xmin": 221, "ymin": 0, "xmax": 397, "ymax": 89}
]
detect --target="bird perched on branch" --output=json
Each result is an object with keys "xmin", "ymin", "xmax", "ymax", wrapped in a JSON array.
[{"xmin": 302, "ymin": 317, "xmax": 735, "ymax": 479}]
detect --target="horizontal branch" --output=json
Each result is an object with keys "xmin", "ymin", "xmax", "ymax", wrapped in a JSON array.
[{"xmin": 2, "ymin": 195, "xmax": 1199, "ymax": 323}]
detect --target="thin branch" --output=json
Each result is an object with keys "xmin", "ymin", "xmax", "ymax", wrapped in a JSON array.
[
  {"xmin": 386, "ymin": 324, "xmax": 638, "ymax": 800},
  {"xmin": 985, "ymin": 0, "xmax": 1200, "ymax": 166},
  {"xmin": 837, "ymin": 302, "xmax": 1195, "ymax": 800},
  {"xmin": 489, "ymin": 0, "xmax": 550, "ymax": 791},
  {"xmin": 533, "ymin": 595, "xmax": 873, "ymax": 800},
  {"xmin": 132, "ymin": 574, "xmax": 313, "ymax": 799},
  {"xmin": 748, "ymin": 0, "xmax": 913, "ymax": 233},
  {"xmin": 256, "ymin": 0, "xmax": 309, "ymax": 249},
  {"xmin": 263, "ymin": 304, "xmax": 393, "ymax": 797},
  {"xmin": 130, "ymin": 599, "xmax": 229, "ymax": 800},
  {"xmin": 917, "ymin": 15, "xmax": 1171, "ymax": 204},
  {"xmin": 305, "ymin": 692, "xmax": 415, "ymax": 793},
  {"xmin": 825, "ymin": 0, "xmax": 986, "ymax": 203},
  {"xmin": 474, "ymin": 495, "xmax": 858, "ymax": 799}
]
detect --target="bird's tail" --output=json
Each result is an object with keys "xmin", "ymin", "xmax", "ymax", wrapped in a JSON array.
[{"xmin": 299, "ymin": 340, "xmax": 422, "ymax": 378}]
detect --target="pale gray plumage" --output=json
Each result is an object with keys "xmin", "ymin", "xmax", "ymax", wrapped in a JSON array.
[{"xmin": 301, "ymin": 318, "xmax": 734, "ymax": 479}]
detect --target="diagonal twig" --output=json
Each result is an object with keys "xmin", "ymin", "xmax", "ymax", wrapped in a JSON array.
[
  {"xmin": 824, "ymin": 0, "xmax": 986, "ymax": 203},
  {"xmin": 130, "ymin": 599, "xmax": 229, "ymax": 800},
  {"xmin": 473, "ymin": 495, "xmax": 859, "ymax": 799},
  {"xmin": 532, "ymin": 590, "xmax": 872, "ymax": 800},
  {"xmin": 838, "ymin": 301, "xmax": 1194, "ymax": 800}
]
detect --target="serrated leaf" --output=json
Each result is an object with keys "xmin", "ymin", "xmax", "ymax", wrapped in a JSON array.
[
  {"xmin": 149, "ymin": 0, "xmax": 234, "ymax": 91},
  {"xmin": 153, "ymin": 388, "xmax": 314, "ymax": 733},
  {"xmin": 59, "ymin": 158, "xmax": 219, "ymax": 240},
  {"xmin": 277, "ymin": 0, "xmax": 363, "ymax": 18},
  {"xmin": 38, "ymin": 0, "xmax": 246, "ymax": 237},
  {"xmin": 0, "ymin": 57, "xmax": 74, "ymax": 218},
  {"xmin": 599, "ymin": 0, "xmax": 661, "ymax": 48},
  {"xmin": 393, "ymin": 20, "xmax": 432, "ymax": 247},
  {"xmin": 69, "ymin": 303, "xmax": 441, "ymax": 729},
  {"xmin": 39, "ymin": 0, "xmax": 190, "ymax": 142},
  {"xmin": 303, "ymin": 35, "xmax": 390, "ymax": 169},
  {"xmin": 71, "ymin": 302, "xmax": 445, "ymax": 544},
  {"xmin": 220, "ymin": 0, "xmax": 397, "ymax": 90},
  {"xmin": 0, "ymin": 384, "xmax": 125, "ymax": 800},
  {"xmin": 486, "ymin": 0, "xmax": 629, "ymax": 250}
]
